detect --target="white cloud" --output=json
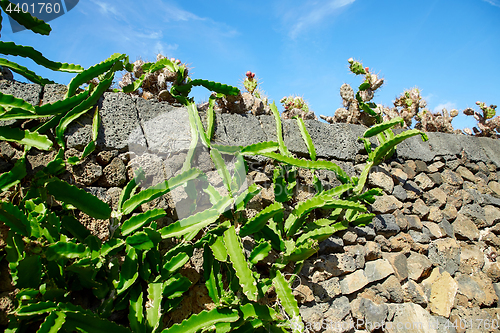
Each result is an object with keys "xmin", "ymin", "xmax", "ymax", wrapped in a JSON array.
[
  {"xmin": 74, "ymin": 0, "xmax": 240, "ymax": 65},
  {"xmin": 153, "ymin": 41, "xmax": 178, "ymax": 56},
  {"xmin": 90, "ymin": 0, "xmax": 120, "ymax": 17},
  {"xmin": 422, "ymin": 93, "xmax": 434, "ymax": 103},
  {"xmin": 483, "ymin": 0, "xmax": 500, "ymax": 8},
  {"xmin": 161, "ymin": 5, "xmax": 203, "ymax": 22},
  {"xmin": 284, "ymin": 0, "xmax": 356, "ymax": 39},
  {"xmin": 134, "ymin": 31, "xmax": 163, "ymax": 40},
  {"xmin": 433, "ymin": 102, "xmax": 457, "ymax": 113}
]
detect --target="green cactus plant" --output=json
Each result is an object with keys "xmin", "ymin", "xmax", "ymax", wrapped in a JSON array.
[
  {"xmin": 321, "ymin": 58, "xmax": 383, "ymax": 126},
  {"xmin": 209, "ymin": 71, "xmax": 271, "ymax": 116},
  {"xmin": 243, "ymin": 71, "xmax": 258, "ymax": 94},
  {"xmin": 280, "ymin": 95, "xmax": 316, "ymax": 120},
  {"xmin": 463, "ymin": 102, "xmax": 499, "ymax": 138}
]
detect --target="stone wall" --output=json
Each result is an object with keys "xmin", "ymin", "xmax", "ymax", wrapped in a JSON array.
[{"xmin": 2, "ymin": 80, "xmax": 500, "ymax": 332}]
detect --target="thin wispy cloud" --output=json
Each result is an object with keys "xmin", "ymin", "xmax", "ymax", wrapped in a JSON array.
[
  {"xmin": 161, "ymin": 5, "xmax": 203, "ymax": 22},
  {"xmin": 422, "ymin": 93, "xmax": 434, "ymax": 103},
  {"xmin": 153, "ymin": 41, "xmax": 178, "ymax": 57},
  {"xmin": 133, "ymin": 31, "xmax": 163, "ymax": 40},
  {"xmin": 90, "ymin": 0, "xmax": 121, "ymax": 17},
  {"xmin": 433, "ymin": 102, "xmax": 457, "ymax": 113},
  {"xmin": 482, "ymin": 0, "xmax": 500, "ymax": 8},
  {"xmin": 283, "ymin": 0, "xmax": 356, "ymax": 39}
]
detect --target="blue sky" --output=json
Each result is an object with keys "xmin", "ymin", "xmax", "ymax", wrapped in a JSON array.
[{"xmin": 2, "ymin": 0, "xmax": 500, "ymax": 131}]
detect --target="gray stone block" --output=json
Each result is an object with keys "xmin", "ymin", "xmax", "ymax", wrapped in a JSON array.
[
  {"xmin": 41, "ymin": 84, "xmax": 68, "ymax": 105},
  {"xmin": 476, "ymin": 136, "xmax": 500, "ymax": 168},
  {"xmin": 139, "ymin": 107, "xmax": 192, "ymax": 156},
  {"xmin": 210, "ymin": 112, "xmax": 230, "ymax": 144},
  {"xmin": 462, "ymin": 136, "xmax": 490, "ymax": 162},
  {"xmin": 285, "ymin": 120, "xmax": 366, "ymax": 161},
  {"xmin": 65, "ymin": 112, "xmax": 93, "ymax": 150},
  {"xmin": 256, "ymin": 115, "xmax": 278, "ymax": 142},
  {"xmin": 394, "ymin": 130, "xmax": 435, "ymax": 162},
  {"xmin": 135, "ymin": 97, "xmax": 180, "ymax": 123},
  {"xmin": 427, "ymin": 132, "xmax": 463, "ymax": 157},
  {"xmin": 219, "ymin": 113, "xmax": 268, "ymax": 146},
  {"xmin": 97, "ymin": 92, "xmax": 145, "ymax": 152},
  {"xmin": 0, "ymin": 80, "xmax": 42, "ymax": 127},
  {"xmin": 0, "ymin": 79, "xmax": 42, "ymax": 106},
  {"xmin": 282, "ymin": 118, "xmax": 308, "ymax": 156}
]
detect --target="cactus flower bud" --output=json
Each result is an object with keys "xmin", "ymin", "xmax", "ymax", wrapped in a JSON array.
[
  {"xmin": 365, "ymin": 67, "xmax": 369, "ymax": 73},
  {"xmin": 348, "ymin": 58, "xmax": 354, "ymax": 64}
]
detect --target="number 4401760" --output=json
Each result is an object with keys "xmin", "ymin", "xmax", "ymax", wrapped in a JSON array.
[
  {"xmin": 445, "ymin": 318, "xmax": 499, "ymax": 330},
  {"xmin": 5, "ymin": 2, "xmax": 61, "ymax": 14}
]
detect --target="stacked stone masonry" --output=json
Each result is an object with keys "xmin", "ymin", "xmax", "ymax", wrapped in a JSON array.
[{"xmin": 1, "ymin": 80, "xmax": 500, "ymax": 332}]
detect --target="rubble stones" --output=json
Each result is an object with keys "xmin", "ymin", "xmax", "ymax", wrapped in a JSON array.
[
  {"xmin": 428, "ymin": 271, "xmax": 457, "ymax": 317},
  {"xmin": 351, "ymin": 297, "xmax": 388, "ymax": 332},
  {"xmin": 71, "ymin": 157, "xmax": 103, "ymax": 186},
  {"xmin": 403, "ymin": 280, "xmax": 428, "ymax": 307},
  {"xmin": 488, "ymin": 181, "xmax": 500, "ymax": 196},
  {"xmin": 422, "ymin": 222, "xmax": 446, "ymax": 239},
  {"xmin": 456, "ymin": 165, "xmax": 476, "ymax": 182},
  {"xmin": 453, "ymin": 213, "xmax": 480, "ymax": 241},
  {"xmin": 441, "ymin": 169, "xmax": 464, "ymax": 186},
  {"xmin": 382, "ymin": 252, "xmax": 408, "ymax": 282},
  {"xmin": 407, "ymin": 252, "xmax": 433, "ymax": 281},
  {"xmin": 368, "ymin": 168, "xmax": 394, "ymax": 193},
  {"xmin": 442, "ymin": 203, "xmax": 458, "ymax": 221},
  {"xmin": 458, "ymin": 244, "xmax": 485, "ymax": 275},
  {"xmin": 387, "ymin": 303, "xmax": 438, "ymax": 333},
  {"xmin": 339, "ymin": 269, "xmax": 369, "ymax": 295},
  {"xmin": 428, "ymin": 172, "xmax": 443, "ymax": 185},
  {"xmin": 372, "ymin": 214, "xmax": 400, "ymax": 237},
  {"xmin": 414, "ymin": 160, "xmax": 429, "ymax": 173},
  {"xmin": 414, "ymin": 173, "xmax": 435, "ymax": 190},
  {"xmin": 364, "ymin": 241, "xmax": 382, "ymax": 261},
  {"xmin": 364, "ymin": 259, "xmax": 394, "ymax": 283},
  {"xmin": 371, "ymin": 195, "xmax": 403, "ymax": 214},
  {"xmin": 412, "ymin": 199, "xmax": 430, "ymax": 218},
  {"xmin": 318, "ymin": 253, "xmax": 358, "ymax": 277},
  {"xmin": 319, "ymin": 235, "xmax": 344, "ymax": 254},
  {"xmin": 406, "ymin": 215, "xmax": 423, "ymax": 231},
  {"xmin": 458, "ymin": 204, "xmax": 487, "ymax": 228},
  {"xmin": 392, "ymin": 185, "xmax": 407, "ymax": 201},
  {"xmin": 428, "ymin": 161, "xmax": 445, "ymax": 173},
  {"xmin": 99, "ymin": 157, "xmax": 127, "ymax": 187},
  {"xmin": 423, "ymin": 187, "xmax": 447, "ymax": 207},
  {"xmin": 381, "ymin": 275, "xmax": 405, "ymax": 303},
  {"xmin": 391, "ymin": 168, "xmax": 408, "ymax": 185},
  {"xmin": 403, "ymin": 180, "xmax": 422, "ymax": 199},
  {"xmin": 427, "ymin": 206, "xmax": 444, "ymax": 222},
  {"xmin": 427, "ymin": 238, "xmax": 461, "ymax": 275}
]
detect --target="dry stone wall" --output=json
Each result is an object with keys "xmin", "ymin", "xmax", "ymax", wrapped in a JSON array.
[{"xmin": 2, "ymin": 80, "xmax": 500, "ymax": 332}]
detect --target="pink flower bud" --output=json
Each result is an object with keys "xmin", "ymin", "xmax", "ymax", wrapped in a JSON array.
[
  {"xmin": 365, "ymin": 67, "xmax": 369, "ymax": 72},
  {"xmin": 246, "ymin": 71, "xmax": 252, "ymax": 77}
]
